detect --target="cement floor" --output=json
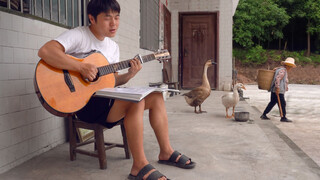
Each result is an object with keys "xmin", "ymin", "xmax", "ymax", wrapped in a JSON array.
[
  {"xmin": 1, "ymin": 87, "xmax": 320, "ymax": 180},
  {"xmin": 244, "ymin": 84, "xmax": 320, "ymax": 167}
]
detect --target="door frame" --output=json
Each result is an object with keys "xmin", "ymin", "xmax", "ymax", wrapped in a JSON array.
[
  {"xmin": 163, "ymin": 5, "xmax": 172, "ymax": 83},
  {"xmin": 178, "ymin": 12, "xmax": 219, "ymax": 89}
]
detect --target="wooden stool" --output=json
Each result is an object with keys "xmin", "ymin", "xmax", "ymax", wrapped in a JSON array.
[
  {"xmin": 162, "ymin": 69, "xmax": 180, "ymax": 95},
  {"xmin": 68, "ymin": 115, "xmax": 130, "ymax": 169}
]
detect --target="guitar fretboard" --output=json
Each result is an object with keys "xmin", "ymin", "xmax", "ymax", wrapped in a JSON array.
[{"xmin": 98, "ymin": 54, "xmax": 156, "ymax": 76}]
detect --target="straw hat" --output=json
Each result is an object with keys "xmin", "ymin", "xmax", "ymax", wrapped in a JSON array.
[{"xmin": 281, "ymin": 57, "xmax": 296, "ymax": 68}]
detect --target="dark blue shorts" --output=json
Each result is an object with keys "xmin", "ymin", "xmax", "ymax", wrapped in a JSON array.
[{"xmin": 76, "ymin": 96, "xmax": 122, "ymax": 129}]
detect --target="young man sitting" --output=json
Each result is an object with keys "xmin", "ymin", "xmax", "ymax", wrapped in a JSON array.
[{"xmin": 38, "ymin": 0, "xmax": 195, "ymax": 179}]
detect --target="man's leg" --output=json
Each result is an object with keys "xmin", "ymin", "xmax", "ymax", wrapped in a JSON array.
[
  {"xmin": 107, "ymin": 99, "xmax": 168, "ymax": 179},
  {"xmin": 107, "ymin": 99, "xmax": 151, "ymax": 177},
  {"xmin": 144, "ymin": 93, "xmax": 174, "ymax": 160},
  {"xmin": 144, "ymin": 93, "xmax": 191, "ymax": 165}
]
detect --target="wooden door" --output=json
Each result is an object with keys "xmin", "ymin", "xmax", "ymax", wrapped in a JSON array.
[
  {"xmin": 180, "ymin": 13, "xmax": 218, "ymax": 89},
  {"xmin": 163, "ymin": 5, "xmax": 172, "ymax": 82}
]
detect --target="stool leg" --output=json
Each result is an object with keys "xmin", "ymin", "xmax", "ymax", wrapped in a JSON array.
[
  {"xmin": 95, "ymin": 126, "xmax": 107, "ymax": 169},
  {"xmin": 121, "ymin": 123, "xmax": 131, "ymax": 159},
  {"xmin": 174, "ymin": 83, "xmax": 179, "ymax": 95},
  {"xmin": 68, "ymin": 116, "xmax": 77, "ymax": 161}
]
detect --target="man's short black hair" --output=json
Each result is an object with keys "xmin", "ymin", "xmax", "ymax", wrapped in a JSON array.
[{"xmin": 87, "ymin": 0, "xmax": 120, "ymax": 20}]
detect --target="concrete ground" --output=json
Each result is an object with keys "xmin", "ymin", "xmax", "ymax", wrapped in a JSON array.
[
  {"xmin": 244, "ymin": 84, "xmax": 320, "ymax": 167},
  {"xmin": 1, "ymin": 86, "xmax": 320, "ymax": 180}
]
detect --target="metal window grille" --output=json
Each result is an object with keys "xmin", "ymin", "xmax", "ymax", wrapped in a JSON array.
[
  {"xmin": 140, "ymin": 0, "xmax": 159, "ymax": 51},
  {"xmin": 0, "ymin": 0, "xmax": 87, "ymax": 27}
]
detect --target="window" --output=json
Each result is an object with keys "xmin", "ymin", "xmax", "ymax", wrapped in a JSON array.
[
  {"xmin": 0, "ymin": 0, "xmax": 88, "ymax": 27},
  {"xmin": 140, "ymin": 0, "xmax": 159, "ymax": 51}
]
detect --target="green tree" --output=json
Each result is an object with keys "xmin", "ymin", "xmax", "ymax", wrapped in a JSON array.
[
  {"xmin": 233, "ymin": 0, "xmax": 290, "ymax": 49},
  {"xmin": 304, "ymin": 0, "xmax": 320, "ymax": 56},
  {"xmin": 275, "ymin": 0, "xmax": 306, "ymax": 18},
  {"xmin": 275, "ymin": 0, "xmax": 305, "ymax": 51},
  {"xmin": 277, "ymin": 0, "xmax": 320, "ymax": 55}
]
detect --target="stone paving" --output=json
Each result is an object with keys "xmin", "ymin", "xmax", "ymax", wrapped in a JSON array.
[
  {"xmin": 244, "ymin": 84, "xmax": 320, "ymax": 166},
  {"xmin": 1, "ymin": 87, "xmax": 320, "ymax": 180}
]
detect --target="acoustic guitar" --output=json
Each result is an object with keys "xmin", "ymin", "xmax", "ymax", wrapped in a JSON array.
[{"xmin": 34, "ymin": 50, "xmax": 170, "ymax": 117}]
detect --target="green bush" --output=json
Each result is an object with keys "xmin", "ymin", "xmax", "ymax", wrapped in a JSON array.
[
  {"xmin": 244, "ymin": 45, "xmax": 268, "ymax": 64},
  {"xmin": 233, "ymin": 48, "xmax": 247, "ymax": 60},
  {"xmin": 281, "ymin": 50, "xmax": 312, "ymax": 65},
  {"xmin": 296, "ymin": 56, "xmax": 312, "ymax": 65},
  {"xmin": 233, "ymin": 48, "xmax": 320, "ymax": 66},
  {"xmin": 267, "ymin": 50, "xmax": 282, "ymax": 62},
  {"xmin": 310, "ymin": 55, "xmax": 320, "ymax": 64}
]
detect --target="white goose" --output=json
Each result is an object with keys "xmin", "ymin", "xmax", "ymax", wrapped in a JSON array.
[{"xmin": 221, "ymin": 83, "xmax": 246, "ymax": 118}]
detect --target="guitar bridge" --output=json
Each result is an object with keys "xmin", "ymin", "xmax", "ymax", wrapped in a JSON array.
[{"xmin": 63, "ymin": 70, "xmax": 75, "ymax": 92}]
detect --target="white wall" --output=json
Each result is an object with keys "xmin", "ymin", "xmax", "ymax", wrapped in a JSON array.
[
  {"xmin": 116, "ymin": 0, "xmax": 163, "ymax": 87},
  {"xmin": 219, "ymin": 0, "xmax": 234, "ymax": 89},
  {"xmin": 0, "ymin": 11, "xmax": 67, "ymax": 174},
  {"xmin": 0, "ymin": 0, "xmax": 163, "ymax": 173},
  {"xmin": 0, "ymin": 0, "xmax": 234, "ymax": 173},
  {"xmin": 167, "ymin": 0, "xmax": 233, "ymax": 90}
]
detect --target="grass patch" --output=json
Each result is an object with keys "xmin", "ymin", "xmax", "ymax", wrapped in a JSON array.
[{"xmin": 234, "ymin": 48, "xmax": 320, "ymax": 66}]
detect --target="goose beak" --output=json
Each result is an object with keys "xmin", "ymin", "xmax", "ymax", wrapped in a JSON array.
[{"xmin": 242, "ymin": 85, "xmax": 246, "ymax": 90}]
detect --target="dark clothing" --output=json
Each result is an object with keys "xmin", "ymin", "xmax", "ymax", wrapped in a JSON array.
[
  {"xmin": 263, "ymin": 92, "xmax": 286, "ymax": 118},
  {"xmin": 76, "ymin": 96, "xmax": 122, "ymax": 129},
  {"xmin": 263, "ymin": 65, "xmax": 289, "ymax": 119}
]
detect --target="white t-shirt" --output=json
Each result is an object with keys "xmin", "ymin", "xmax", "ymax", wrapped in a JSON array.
[{"xmin": 55, "ymin": 26, "xmax": 119, "ymax": 64}]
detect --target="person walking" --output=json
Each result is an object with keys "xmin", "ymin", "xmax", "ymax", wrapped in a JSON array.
[{"xmin": 260, "ymin": 57, "xmax": 296, "ymax": 122}]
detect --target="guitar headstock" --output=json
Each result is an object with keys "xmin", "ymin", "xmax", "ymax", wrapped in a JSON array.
[{"xmin": 154, "ymin": 49, "xmax": 171, "ymax": 62}]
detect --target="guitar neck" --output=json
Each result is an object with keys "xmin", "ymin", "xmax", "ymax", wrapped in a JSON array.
[{"xmin": 98, "ymin": 54, "xmax": 156, "ymax": 76}]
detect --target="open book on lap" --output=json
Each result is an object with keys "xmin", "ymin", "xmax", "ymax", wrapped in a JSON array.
[{"xmin": 94, "ymin": 87, "xmax": 180, "ymax": 102}]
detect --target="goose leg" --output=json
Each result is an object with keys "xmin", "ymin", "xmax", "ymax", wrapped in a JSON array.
[
  {"xmin": 226, "ymin": 107, "xmax": 231, "ymax": 118},
  {"xmin": 232, "ymin": 106, "xmax": 235, "ymax": 117},
  {"xmin": 195, "ymin": 106, "xmax": 201, "ymax": 114},
  {"xmin": 199, "ymin": 105, "xmax": 207, "ymax": 113}
]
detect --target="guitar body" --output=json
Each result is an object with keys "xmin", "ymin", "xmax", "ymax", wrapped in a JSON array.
[
  {"xmin": 34, "ymin": 49, "xmax": 170, "ymax": 117},
  {"xmin": 34, "ymin": 53, "xmax": 115, "ymax": 117}
]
